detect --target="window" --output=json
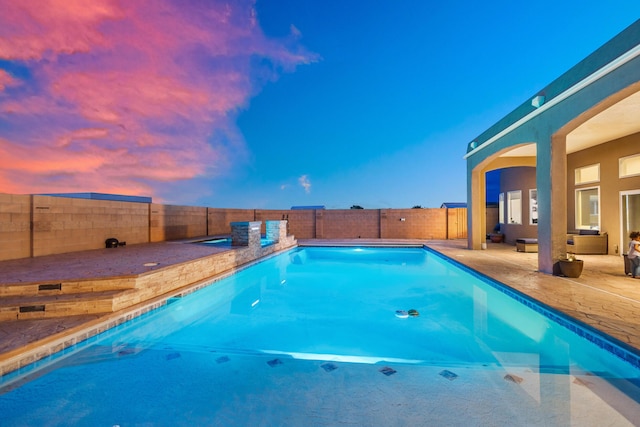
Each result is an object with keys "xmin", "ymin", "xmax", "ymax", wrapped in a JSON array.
[
  {"xmin": 529, "ymin": 189, "xmax": 538, "ymax": 225},
  {"xmin": 507, "ymin": 190, "xmax": 522, "ymax": 224},
  {"xmin": 575, "ymin": 164, "xmax": 600, "ymax": 185},
  {"xmin": 620, "ymin": 154, "xmax": 640, "ymax": 178},
  {"xmin": 575, "ymin": 187, "xmax": 600, "ymax": 230},
  {"xmin": 498, "ymin": 193, "xmax": 504, "ymax": 224}
]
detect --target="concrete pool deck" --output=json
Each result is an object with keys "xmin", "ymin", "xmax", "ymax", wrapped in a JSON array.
[{"xmin": 1, "ymin": 239, "xmax": 640, "ymax": 377}]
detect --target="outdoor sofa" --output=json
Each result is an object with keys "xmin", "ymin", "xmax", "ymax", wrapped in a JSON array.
[
  {"xmin": 516, "ymin": 238, "xmax": 538, "ymax": 253},
  {"xmin": 566, "ymin": 230, "xmax": 608, "ymax": 255}
]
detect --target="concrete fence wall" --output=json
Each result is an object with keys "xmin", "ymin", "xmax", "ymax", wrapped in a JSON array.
[{"xmin": 0, "ymin": 193, "xmax": 469, "ymax": 261}]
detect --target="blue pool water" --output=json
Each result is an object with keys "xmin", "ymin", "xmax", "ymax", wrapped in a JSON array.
[{"xmin": 1, "ymin": 247, "xmax": 639, "ymax": 426}]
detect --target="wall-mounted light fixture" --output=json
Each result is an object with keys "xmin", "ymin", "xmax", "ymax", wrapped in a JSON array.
[
  {"xmin": 531, "ymin": 95, "xmax": 545, "ymax": 108},
  {"xmin": 400, "ymin": 218, "xmax": 406, "ymax": 222}
]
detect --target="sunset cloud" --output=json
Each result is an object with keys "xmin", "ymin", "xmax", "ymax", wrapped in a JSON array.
[{"xmin": 0, "ymin": 0, "xmax": 317, "ymax": 202}]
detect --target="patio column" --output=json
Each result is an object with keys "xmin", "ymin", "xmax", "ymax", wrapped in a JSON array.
[
  {"xmin": 536, "ymin": 134, "xmax": 567, "ymax": 274},
  {"xmin": 467, "ymin": 165, "xmax": 487, "ymax": 250}
]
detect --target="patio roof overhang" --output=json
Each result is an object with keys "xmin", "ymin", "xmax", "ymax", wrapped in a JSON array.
[{"xmin": 464, "ymin": 19, "xmax": 640, "ymax": 161}]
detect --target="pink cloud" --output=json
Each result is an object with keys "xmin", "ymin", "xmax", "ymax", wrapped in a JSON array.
[
  {"xmin": 0, "ymin": 0, "xmax": 317, "ymax": 202},
  {"xmin": 0, "ymin": 69, "xmax": 19, "ymax": 91}
]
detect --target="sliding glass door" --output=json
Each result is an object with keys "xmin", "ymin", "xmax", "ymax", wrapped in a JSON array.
[{"xmin": 621, "ymin": 190, "xmax": 640, "ymax": 254}]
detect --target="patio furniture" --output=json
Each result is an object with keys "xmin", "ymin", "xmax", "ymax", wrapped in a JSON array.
[
  {"xmin": 566, "ymin": 230, "xmax": 608, "ymax": 255},
  {"xmin": 516, "ymin": 238, "xmax": 538, "ymax": 253}
]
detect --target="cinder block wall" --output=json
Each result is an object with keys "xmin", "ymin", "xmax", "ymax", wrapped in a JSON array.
[
  {"xmin": 255, "ymin": 209, "xmax": 316, "ymax": 239},
  {"xmin": 31, "ymin": 195, "xmax": 149, "ymax": 257},
  {"xmin": 381, "ymin": 209, "xmax": 447, "ymax": 239},
  {"xmin": 320, "ymin": 209, "xmax": 381, "ymax": 238},
  {"xmin": 207, "ymin": 208, "xmax": 255, "ymax": 235},
  {"xmin": 150, "ymin": 204, "xmax": 207, "ymax": 242},
  {"xmin": 0, "ymin": 194, "xmax": 31, "ymax": 261},
  {"xmin": 0, "ymin": 194, "xmax": 468, "ymax": 261}
]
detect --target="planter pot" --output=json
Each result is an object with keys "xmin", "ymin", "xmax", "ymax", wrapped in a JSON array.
[
  {"xmin": 489, "ymin": 234, "xmax": 504, "ymax": 243},
  {"xmin": 558, "ymin": 259, "xmax": 583, "ymax": 278}
]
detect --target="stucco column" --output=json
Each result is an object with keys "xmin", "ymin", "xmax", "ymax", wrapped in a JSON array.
[
  {"xmin": 467, "ymin": 166, "xmax": 486, "ymax": 250},
  {"xmin": 536, "ymin": 135, "xmax": 567, "ymax": 274}
]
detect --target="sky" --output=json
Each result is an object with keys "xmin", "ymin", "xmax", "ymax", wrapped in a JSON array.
[{"xmin": 0, "ymin": 1, "xmax": 638, "ymax": 209}]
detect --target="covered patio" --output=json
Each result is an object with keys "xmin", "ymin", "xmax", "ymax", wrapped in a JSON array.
[{"xmin": 465, "ymin": 19, "xmax": 640, "ymax": 275}]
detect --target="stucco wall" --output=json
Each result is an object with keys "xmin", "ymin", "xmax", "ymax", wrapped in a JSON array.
[
  {"xmin": 567, "ymin": 132, "xmax": 640, "ymax": 254},
  {"xmin": 498, "ymin": 167, "xmax": 538, "ymax": 245}
]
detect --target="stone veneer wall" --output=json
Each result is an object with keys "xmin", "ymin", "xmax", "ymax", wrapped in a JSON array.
[
  {"xmin": 266, "ymin": 220, "xmax": 287, "ymax": 243},
  {"xmin": 231, "ymin": 221, "xmax": 261, "ymax": 247}
]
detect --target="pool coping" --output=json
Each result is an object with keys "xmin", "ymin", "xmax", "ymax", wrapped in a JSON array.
[{"xmin": 425, "ymin": 246, "xmax": 640, "ymax": 371}]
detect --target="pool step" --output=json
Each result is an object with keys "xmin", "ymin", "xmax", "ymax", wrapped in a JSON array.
[
  {"xmin": 0, "ymin": 277, "xmax": 137, "ymax": 298},
  {"xmin": 0, "ymin": 237, "xmax": 299, "ymax": 322},
  {"xmin": 0, "ymin": 290, "xmax": 129, "ymax": 321}
]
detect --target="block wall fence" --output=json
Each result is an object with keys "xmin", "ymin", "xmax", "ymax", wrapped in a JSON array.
[{"xmin": 0, "ymin": 193, "xmax": 469, "ymax": 261}]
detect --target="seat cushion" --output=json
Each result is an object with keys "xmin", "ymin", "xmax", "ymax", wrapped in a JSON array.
[
  {"xmin": 516, "ymin": 238, "xmax": 538, "ymax": 244},
  {"xmin": 579, "ymin": 229, "xmax": 600, "ymax": 235}
]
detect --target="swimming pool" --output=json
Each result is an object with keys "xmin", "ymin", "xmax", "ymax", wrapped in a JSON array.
[{"xmin": 1, "ymin": 246, "xmax": 639, "ymax": 426}]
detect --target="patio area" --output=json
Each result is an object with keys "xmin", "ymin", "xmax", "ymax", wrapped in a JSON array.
[{"xmin": 1, "ymin": 239, "xmax": 639, "ymax": 377}]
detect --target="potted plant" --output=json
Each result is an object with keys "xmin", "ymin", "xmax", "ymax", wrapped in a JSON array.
[
  {"xmin": 558, "ymin": 253, "xmax": 583, "ymax": 278},
  {"xmin": 489, "ymin": 224, "xmax": 504, "ymax": 243}
]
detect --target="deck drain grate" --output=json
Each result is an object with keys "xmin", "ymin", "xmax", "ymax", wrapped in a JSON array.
[
  {"xmin": 19, "ymin": 305, "xmax": 45, "ymax": 313},
  {"xmin": 38, "ymin": 283, "xmax": 62, "ymax": 291}
]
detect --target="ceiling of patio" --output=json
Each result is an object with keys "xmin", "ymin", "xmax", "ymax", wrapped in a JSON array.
[{"xmin": 501, "ymin": 90, "xmax": 640, "ymax": 157}]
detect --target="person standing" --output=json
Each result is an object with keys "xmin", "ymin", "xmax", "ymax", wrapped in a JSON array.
[{"xmin": 628, "ymin": 231, "xmax": 640, "ymax": 278}]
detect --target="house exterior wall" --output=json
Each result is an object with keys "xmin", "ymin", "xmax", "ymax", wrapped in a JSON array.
[
  {"xmin": 465, "ymin": 19, "xmax": 640, "ymax": 273},
  {"xmin": 567, "ymin": 132, "xmax": 640, "ymax": 254},
  {"xmin": 498, "ymin": 167, "xmax": 538, "ymax": 245}
]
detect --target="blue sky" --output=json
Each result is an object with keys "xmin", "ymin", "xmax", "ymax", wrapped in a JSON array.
[{"xmin": 1, "ymin": 1, "xmax": 638, "ymax": 208}]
